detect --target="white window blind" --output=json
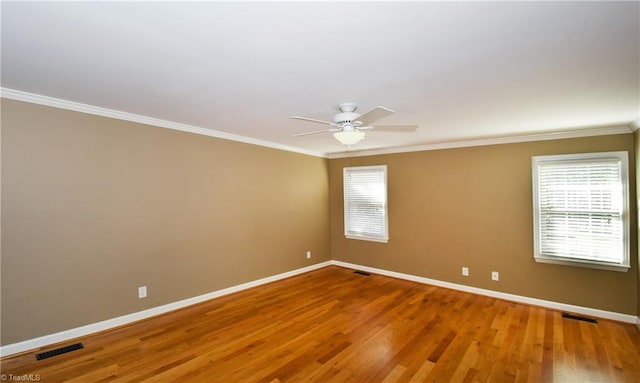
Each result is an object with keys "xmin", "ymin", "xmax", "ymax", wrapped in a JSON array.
[
  {"xmin": 343, "ymin": 165, "xmax": 388, "ymax": 243},
  {"xmin": 532, "ymin": 152, "xmax": 629, "ymax": 271}
]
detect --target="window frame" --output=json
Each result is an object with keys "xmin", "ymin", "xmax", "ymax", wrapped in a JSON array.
[
  {"xmin": 531, "ymin": 151, "xmax": 630, "ymax": 272},
  {"xmin": 343, "ymin": 165, "xmax": 389, "ymax": 243}
]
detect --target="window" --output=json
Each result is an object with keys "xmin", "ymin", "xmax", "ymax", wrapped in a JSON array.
[
  {"xmin": 343, "ymin": 165, "xmax": 388, "ymax": 243},
  {"xmin": 532, "ymin": 151, "xmax": 630, "ymax": 271}
]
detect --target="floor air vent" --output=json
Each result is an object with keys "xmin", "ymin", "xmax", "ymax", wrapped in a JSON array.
[
  {"xmin": 36, "ymin": 343, "xmax": 84, "ymax": 361},
  {"xmin": 354, "ymin": 270, "xmax": 371, "ymax": 276},
  {"xmin": 561, "ymin": 312, "xmax": 598, "ymax": 324}
]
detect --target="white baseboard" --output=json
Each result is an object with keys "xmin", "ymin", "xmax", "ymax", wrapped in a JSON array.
[
  {"xmin": 0, "ymin": 261, "xmax": 332, "ymax": 358},
  {"xmin": 2, "ymin": 259, "xmax": 636, "ymax": 358},
  {"xmin": 331, "ymin": 260, "xmax": 639, "ymax": 324}
]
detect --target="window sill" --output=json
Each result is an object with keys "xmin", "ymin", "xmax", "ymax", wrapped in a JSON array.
[
  {"xmin": 345, "ymin": 234, "xmax": 388, "ymax": 243},
  {"xmin": 534, "ymin": 256, "xmax": 630, "ymax": 272}
]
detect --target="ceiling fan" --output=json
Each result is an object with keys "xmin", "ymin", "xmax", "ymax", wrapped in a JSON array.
[{"xmin": 290, "ymin": 103, "xmax": 418, "ymax": 147}]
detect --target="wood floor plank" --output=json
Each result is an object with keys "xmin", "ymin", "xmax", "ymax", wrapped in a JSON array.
[{"xmin": 1, "ymin": 265, "xmax": 639, "ymax": 382}]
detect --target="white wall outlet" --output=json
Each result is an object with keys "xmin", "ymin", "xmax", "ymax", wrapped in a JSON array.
[
  {"xmin": 462, "ymin": 267, "xmax": 469, "ymax": 276},
  {"xmin": 306, "ymin": 251, "xmax": 311, "ymax": 259},
  {"xmin": 138, "ymin": 286, "xmax": 147, "ymax": 299},
  {"xmin": 491, "ymin": 271, "xmax": 499, "ymax": 281}
]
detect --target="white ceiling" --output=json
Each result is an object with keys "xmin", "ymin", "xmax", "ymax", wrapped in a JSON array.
[{"xmin": 2, "ymin": 1, "xmax": 639, "ymax": 157}]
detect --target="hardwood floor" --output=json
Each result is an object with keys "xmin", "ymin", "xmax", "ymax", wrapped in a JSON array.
[{"xmin": 2, "ymin": 265, "xmax": 639, "ymax": 382}]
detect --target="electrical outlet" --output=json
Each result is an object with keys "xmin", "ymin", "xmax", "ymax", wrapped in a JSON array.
[
  {"xmin": 491, "ymin": 271, "xmax": 499, "ymax": 281},
  {"xmin": 306, "ymin": 251, "xmax": 311, "ymax": 259},
  {"xmin": 138, "ymin": 286, "xmax": 147, "ymax": 299},
  {"xmin": 462, "ymin": 267, "xmax": 469, "ymax": 276}
]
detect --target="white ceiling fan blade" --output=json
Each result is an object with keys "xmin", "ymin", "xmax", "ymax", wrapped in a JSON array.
[
  {"xmin": 292, "ymin": 129, "xmax": 333, "ymax": 137},
  {"xmin": 369, "ymin": 124, "xmax": 418, "ymax": 132},
  {"xmin": 353, "ymin": 106, "xmax": 394, "ymax": 126},
  {"xmin": 289, "ymin": 116, "xmax": 335, "ymax": 126}
]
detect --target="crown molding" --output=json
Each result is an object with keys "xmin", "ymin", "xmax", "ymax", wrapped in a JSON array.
[
  {"xmin": 0, "ymin": 88, "xmax": 327, "ymax": 158},
  {"xmin": 326, "ymin": 124, "xmax": 635, "ymax": 159},
  {"xmin": 4, "ymin": 88, "xmax": 635, "ymax": 160}
]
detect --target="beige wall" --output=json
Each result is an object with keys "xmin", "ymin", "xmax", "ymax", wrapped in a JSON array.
[
  {"xmin": 1, "ymin": 99, "xmax": 331, "ymax": 345},
  {"xmin": 2, "ymin": 98, "xmax": 637, "ymax": 346},
  {"xmin": 635, "ymin": 130, "xmax": 640, "ymax": 319},
  {"xmin": 330, "ymin": 135, "xmax": 638, "ymax": 315}
]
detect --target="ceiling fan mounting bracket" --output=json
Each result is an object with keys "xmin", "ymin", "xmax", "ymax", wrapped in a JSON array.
[{"xmin": 338, "ymin": 103, "xmax": 358, "ymax": 113}]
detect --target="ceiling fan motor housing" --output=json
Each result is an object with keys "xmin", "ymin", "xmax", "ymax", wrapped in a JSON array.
[
  {"xmin": 334, "ymin": 112, "xmax": 359, "ymax": 124},
  {"xmin": 334, "ymin": 103, "xmax": 361, "ymax": 127}
]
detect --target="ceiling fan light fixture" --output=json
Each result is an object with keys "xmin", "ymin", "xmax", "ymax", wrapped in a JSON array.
[{"xmin": 333, "ymin": 131, "xmax": 365, "ymax": 146}]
